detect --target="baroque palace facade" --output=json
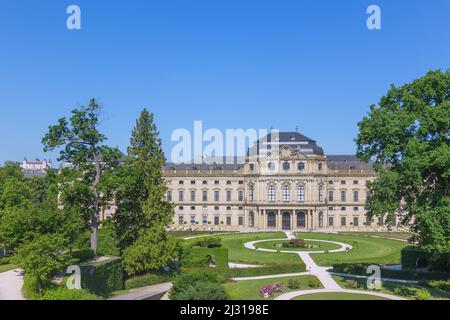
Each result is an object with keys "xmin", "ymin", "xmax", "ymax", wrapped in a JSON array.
[{"xmin": 163, "ymin": 132, "xmax": 387, "ymax": 231}]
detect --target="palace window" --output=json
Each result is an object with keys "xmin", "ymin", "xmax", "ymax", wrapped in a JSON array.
[
  {"xmin": 214, "ymin": 181, "xmax": 220, "ymax": 185},
  {"xmin": 238, "ymin": 216, "xmax": 244, "ymax": 226},
  {"xmin": 202, "ymin": 191, "xmax": 208, "ymax": 201},
  {"xmin": 226, "ymin": 206, "xmax": 231, "ymax": 211},
  {"xmin": 238, "ymin": 181, "xmax": 244, "ymax": 185},
  {"xmin": 268, "ymin": 185, "xmax": 276, "ymax": 202},
  {"xmin": 268, "ymin": 162, "xmax": 275, "ymax": 170},
  {"xmin": 249, "ymin": 164, "xmax": 255, "ymax": 171},
  {"xmin": 178, "ymin": 215, "xmax": 184, "ymax": 225},
  {"xmin": 283, "ymin": 162, "xmax": 290, "ymax": 171},
  {"xmin": 202, "ymin": 180, "xmax": 208, "ymax": 185},
  {"xmin": 238, "ymin": 190, "xmax": 244, "ymax": 201},
  {"xmin": 214, "ymin": 191, "xmax": 220, "ymax": 202},
  {"xmin": 328, "ymin": 217, "xmax": 334, "ymax": 226},
  {"xmin": 319, "ymin": 212, "xmax": 324, "ymax": 228},
  {"xmin": 248, "ymin": 212, "xmax": 255, "ymax": 227},
  {"xmin": 353, "ymin": 207, "xmax": 359, "ymax": 211},
  {"xmin": 226, "ymin": 180, "xmax": 231, "ymax": 185},
  {"xmin": 179, "ymin": 191, "xmax": 184, "ymax": 202},
  {"xmin": 341, "ymin": 190, "xmax": 347, "ymax": 202},
  {"xmin": 353, "ymin": 217, "xmax": 359, "ymax": 226},
  {"xmin": 328, "ymin": 190, "xmax": 334, "ymax": 202},
  {"xmin": 190, "ymin": 215, "xmax": 196, "ymax": 224},
  {"xmin": 167, "ymin": 191, "xmax": 172, "ymax": 202},
  {"xmin": 214, "ymin": 216, "xmax": 220, "ymax": 225},
  {"xmin": 353, "ymin": 180, "xmax": 359, "ymax": 185},
  {"xmin": 249, "ymin": 186, "xmax": 254, "ymax": 202},
  {"xmin": 353, "ymin": 190, "xmax": 359, "ymax": 202},
  {"xmin": 341, "ymin": 206, "xmax": 346, "ymax": 211},
  {"xmin": 214, "ymin": 206, "xmax": 219, "ymax": 210},
  {"xmin": 179, "ymin": 181, "xmax": 184, "ymax": 185},
  {"xmin": 190, "ymin": 206, "xmax": 195, "ymax": 210},
  {"xmin": 191, "ymin": 181, "xmax": 196, "ymax": 185},
  {"xmin": 298, "ymin": 162, "xmax": 305, "ymax": 171},
  {"xmin": 226, "ymin": 216, "xmax": 232, "ymax": 226},
  {"xmin": 202, "ymin": 215, "xmax": 208, "ymax": 224},
  {"xmin": 319, "ymin": 185, "xmax": 324, "ymax": 202},
  {"xmin": 318, "ymin": 163, "xmax": 323, "ymax": 171},
  {"xmin": 341, "ymin": 217, "xmax": 346, "ymax": 226},
  {"xmin": 226, "ymin": 191, "xmax": 232, "ymax": 202},
  {"xmin": 190, "ymin": 190, "xmax": 196, "ymax": 201},
  {"xmin": 297, "ymin": 185, "xmax": 305, "ymax": 202},
  {"xmin": 282, "ymin": 185, "xmax": 290, "ymax": 202}
]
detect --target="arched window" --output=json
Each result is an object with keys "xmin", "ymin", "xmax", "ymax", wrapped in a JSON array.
[
  {"xmin": 318, "ymin": 163, "xmax": 323, "ymax": 171},
  {"xmin": 268, "ymin": 185, "xmax": 276, "ymax": 202},
  {"xmin": 297, "ymin": 185, "xmax": 305, "ymax": 202},
  {"xmin": 282, "ymin": 185, "xmax": 290, "ymax": 202},
  {"xmin": 283, "ymin": 162, "xmax": 290, "ymax": 171},
  {"xmin": 249, "ymin": 185, "xmax": 254, "ymax": 202},
  {"xmin": 298, "ymin": 162, "xmax": 305, "ymax": 171}
]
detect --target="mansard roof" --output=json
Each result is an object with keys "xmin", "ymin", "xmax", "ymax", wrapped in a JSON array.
[
  {"xmin": 326, "ymin": 155, "xmax": 374, "ymax": 171},
  {"xmin": 249, "ymin": 131, "xmax": 325, "ymax": 156}
]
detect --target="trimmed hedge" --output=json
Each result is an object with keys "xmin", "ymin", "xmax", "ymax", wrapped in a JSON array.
[
  {"xmin": 401, "ymin": 246, "xmax": 428, "ymax": 270},
  {"xmin": 183, "ymin": 247, "xmax": 229, "ymax": 271},
  {"xmin": 125, "ymin": 272, "xmax": 173, "ymax": 290},
  {"xmin": 23, "ymin": 273, "xmax": 101, "ymax": 300},
  {"xmin": 70, "ymin": 248, "xmax": 95, "ymax": 263},
  {"xmin": 80, "ymin": 257, "xmax": 124, "ymax": 297},
  {"xmin": 332, "ymin": 263, "xmax": 449, "ymax": 281},
  {"xmin": 227, "ymin": 263, "xmax": 306, "ymax": 278}
]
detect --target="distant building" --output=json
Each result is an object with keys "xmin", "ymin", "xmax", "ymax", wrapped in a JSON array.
[{"xmin": 20, "ymin": 158, "xmax": 52, "ymax": 178}]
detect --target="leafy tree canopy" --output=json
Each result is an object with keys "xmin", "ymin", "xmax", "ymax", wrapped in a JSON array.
[{"xmin": 356, "ymin": 69, "xmax": 449, "ymax": 261}]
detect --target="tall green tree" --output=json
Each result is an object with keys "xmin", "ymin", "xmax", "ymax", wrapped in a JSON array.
[
  {"xmin": 356, "ymin": 69, "xmax": 449, "ymax": 264},
  {"xmin": 42, "ymin": 99, "xmax": 121, "ymax": 255},
  {"xmin": 115, "ymin": 109, "xmax": 178, "ymax": 274}
]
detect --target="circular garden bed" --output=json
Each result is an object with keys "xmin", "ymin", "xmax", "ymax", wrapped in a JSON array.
[{"xmin": 254, "ymin": 239, "xmax": 342, "ymax": 252}]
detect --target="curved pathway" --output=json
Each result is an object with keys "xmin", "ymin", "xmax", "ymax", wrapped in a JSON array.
[
  {"xmin": 0, "ymin": 269, "xmax": 25, "ymax": 300},
  {"xmin": 109, "ymin": 282, "xmax": 172, "ymax": 300},
  {"xmin": 242, "ymin": 231, "xmax": 407, "ymax": 300}
]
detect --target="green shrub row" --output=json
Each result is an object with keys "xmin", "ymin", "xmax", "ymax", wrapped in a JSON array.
[
  {"xmin": 23, "ymin": 273, "xmax": 101, "ymax": 300},
  {"xmin": 333, "ymin": 263, "xmax": 449, "ymax": 281},
  {"xmin": 227, "ymin": 263, "xmax": 306, "ymax": 278},
  {"xmin": 393, "ymin": 286, "xmax": 432, "ymax": 300},
  {"xmin": 169, "ymin": 270, "xmax": 228, "ymax": 300},
  {"xmin": 70, "ymin": 248, "xmax": 95, "ymax": 263},
  {"xmin": 80, "ymin": 258, "xmax": 124, "ymax": 297},
  {"xmin": 192, "ymin": 237, "xmax": 222, "ymax": 248},
  {"xmin": 182, "ymin": 247, "xmax": 229, "ymax": 271},
  {"xmin": 125, "ymin": 272, "xmax": 174, "ymax": 290}
]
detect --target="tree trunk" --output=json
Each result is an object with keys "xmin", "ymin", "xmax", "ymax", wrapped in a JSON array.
[
  {"xmin": 36, "ymin": 278, "xmax": 43, "ymax": 295},
  {"xmin": 91, "ymin": 150, "xmax": 101, "ymax": 256}
]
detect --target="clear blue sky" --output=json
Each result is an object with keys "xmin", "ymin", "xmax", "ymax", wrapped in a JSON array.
[{"xmin": 1, "ymin": 0, "xmax": 449, "ymax": 165}]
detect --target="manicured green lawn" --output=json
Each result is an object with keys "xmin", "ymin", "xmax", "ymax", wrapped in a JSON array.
[
  {"xmin": 0, "ymin": 264, "xmax": 17, "ymax": 273},
  {"xmin": 224, "ymin": 275, "xmax": 321, "ymax": 300},
  {"xmin": 340, "ymin": 232, "xmax": 412, "ymax": 241},
  {"xmin": 218, "ymin": 233, "xmax": 301, "ymax": 265},
  {"xmin": 295, "ymin": 232, "xmax": 409, "ymax": 267},
  {"xmin": 292, "ymin": 292, "xmax": 390, "ymax": 300},
  {"xmin": 254, "ymin": 240, "xmax": 341, "ymax": 252}
]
